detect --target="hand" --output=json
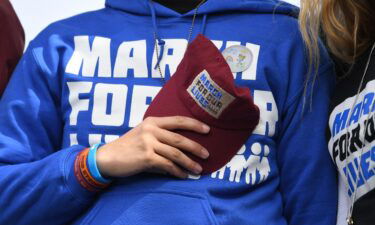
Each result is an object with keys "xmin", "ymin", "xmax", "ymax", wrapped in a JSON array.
[{"xmin": 96, "ymin": 116, "xmax": 210, "ymax": 179}]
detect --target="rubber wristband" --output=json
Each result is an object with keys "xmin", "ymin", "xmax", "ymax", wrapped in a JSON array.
[
  {"xmin": 87, "ymin": 143, "xmax": 112, "ymax": 184},
  {"xmin": 74, "ymin": 149, "xmax": 100, "ymax": 192},
  {"xmin": 79, "ymin": 148, "xmax": 109, "ymax": 189}
]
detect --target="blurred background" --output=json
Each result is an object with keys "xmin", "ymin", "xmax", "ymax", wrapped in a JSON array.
[{"xmin": 10, "ymin": 0, "xmax": 300, "ymax": 48}]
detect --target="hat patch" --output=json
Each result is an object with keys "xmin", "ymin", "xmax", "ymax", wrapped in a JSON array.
[{"xmin": 187, "ymin": 70, "xmax": 235, "ymax": 118}]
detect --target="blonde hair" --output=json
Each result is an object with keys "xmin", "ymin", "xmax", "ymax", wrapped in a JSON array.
[{"xmin": 299, "ymin": 0, "xmax": 375, "ymax": 68}]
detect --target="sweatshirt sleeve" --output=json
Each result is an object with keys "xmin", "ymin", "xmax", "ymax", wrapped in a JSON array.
[
  {"xmin": 0, "ymin": 42, "xmax": 97, "ymax": 224},
  {"xmin": 276, "ymin": 62, "xmax": 338, "ymax": 224}
]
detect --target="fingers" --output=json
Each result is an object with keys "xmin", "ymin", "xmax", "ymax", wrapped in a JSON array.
[
  {"xmin": 151, "ymin": 154, "xmax": 188, "ymax": 179},
  {"xmin": 146, "ymin": 116, "xmax": 210, "ymax": 134},
  {"xmin": 155, "ymin": 142, "xmax": 203, "ymax": 174},
  {"xmin": 154, "ymin": 127, "xmax": 209, "ymax": 159},
  {"xmin": 129, "ymin": 116, "xmax": 211, "ymax": 179}
]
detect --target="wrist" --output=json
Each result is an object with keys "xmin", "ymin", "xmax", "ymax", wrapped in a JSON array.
[
  {"xmin": 88, "ymin": 143, "xmax": 112, "ymax": 183},
  {"xmin": 95, "ymin": 143, "xmax": 113, "ymax": 178},
  {"xmin": 74, "ymin": 148, "xmax": 110, "ymax": 192}
]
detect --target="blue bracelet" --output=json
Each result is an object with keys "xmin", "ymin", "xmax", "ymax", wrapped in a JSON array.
[{"xmin": 87, "ymin": 143, "xmax": 112, "ymax": 184}]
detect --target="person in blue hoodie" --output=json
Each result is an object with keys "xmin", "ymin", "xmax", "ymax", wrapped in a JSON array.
[{"xmin": 0, "ymin": 0, "xmax": 337, "ymax": 224}]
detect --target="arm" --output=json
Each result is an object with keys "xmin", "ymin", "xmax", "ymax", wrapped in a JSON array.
[
  {"xmin": 0, "ymin": 45, "xmax": 96, "ymax": 224},
  {"xmin": 277, "ymin": 64, "xmax": 338, "ymax": 225},
  {"xmin": 0, "ymin": 40, "xmax": 210, "ymax": 224}
]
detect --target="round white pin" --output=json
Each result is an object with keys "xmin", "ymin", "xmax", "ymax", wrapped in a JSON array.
[{"xmin": 222, "ymin": 45, "xmax": 253, "ymax": 73}]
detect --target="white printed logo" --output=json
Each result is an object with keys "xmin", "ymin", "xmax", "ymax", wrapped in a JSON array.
[{"xmin": 189, "ymin": 143, "xmax": 271, "ymax": 184}]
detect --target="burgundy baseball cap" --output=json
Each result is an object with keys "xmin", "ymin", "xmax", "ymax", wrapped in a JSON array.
[{"xmin": 144, "ymin": 34, "xmax": 260, "ymax": 174}]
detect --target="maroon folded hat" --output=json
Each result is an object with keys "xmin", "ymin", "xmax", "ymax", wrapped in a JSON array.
[{"xmin": 144, "ymin": 34, "xmax": 260, "ymax": 174}]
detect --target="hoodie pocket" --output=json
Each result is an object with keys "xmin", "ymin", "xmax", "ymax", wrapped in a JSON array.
[{"xmin": 79, "ymin": 189, "xmax": 219, "ymax": 225}]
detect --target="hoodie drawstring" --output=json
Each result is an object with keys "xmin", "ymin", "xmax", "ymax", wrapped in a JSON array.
[
  {"xmin": 148, "ymin": 0, "xmax": 208, "ymax": 70},
  {"xmin": 148, "ymin": 0, "xmax": 165, "ymax": 70},
  {"xmin": 200, "ymin": 14, "xmax": 208, "ymax": 35}
]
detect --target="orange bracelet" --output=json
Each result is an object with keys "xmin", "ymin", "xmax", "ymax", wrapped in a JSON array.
[
  {"xmin": 78, "ymin": 148, "xmax": 109, "ymax": 189},
  {"xmin": 74, "ymin": 150, "xmax": 99, "ymax": 192}
]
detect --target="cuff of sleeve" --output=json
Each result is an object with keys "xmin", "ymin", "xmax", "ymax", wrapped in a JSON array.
[
  {"xmin": 64, "ymin": 146, "xmax": 101, "ymax": 201},
  {"xmin": 77, "ymin": 148, "xmax": 111, "ymax": 191}
]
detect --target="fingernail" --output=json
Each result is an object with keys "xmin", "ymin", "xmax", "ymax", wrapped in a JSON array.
[
  {"xmin": 194, "ymin": 164, "xmax": 203, "ymax": 174},
  {"xmin": 202, "ymin": 124, "xmax": 210, "ymax": 133},
  {"xmin": 201, "ymin": 149, "xmax": 210, "ymax": 159}
]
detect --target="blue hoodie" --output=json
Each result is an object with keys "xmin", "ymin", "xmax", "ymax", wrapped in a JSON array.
[{"xmin": 0, "ymin": 0, "xmax": 337, "ymax": 224}]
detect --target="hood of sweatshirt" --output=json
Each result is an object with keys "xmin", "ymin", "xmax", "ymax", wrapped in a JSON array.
[{"xmin": 105, "ymin": 0, "xmax": 298, "ymax": 17}]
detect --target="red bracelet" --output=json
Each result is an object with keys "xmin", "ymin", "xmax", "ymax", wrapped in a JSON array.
[
  {"xmin": 78, "ymin": 148, "xmax": 110, "ymax": 189},
  {"xmin": 74, "ymin": 149, "xmax": 99, "ymax": 192}
]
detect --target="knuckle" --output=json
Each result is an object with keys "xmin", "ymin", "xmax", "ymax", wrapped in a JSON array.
[
  {"xmin": 188, "ymin": 161, "xmax": 197, "ymax": 169},
  {"xmin": 165, "ymin": 162, "xmax": 175, "ymax": 171},
  {"xmin": 192, "ymin": 143, "xmax": 203, "ymax": 152},
  {"xmin": 174, "ymin": 116, "xmax": 184, "ymax": 125},
  {"xmin": 145, "ymin": 116, "xmax": 153, "ymax": 122},
  {"xmin": 194, "ymin": 123, "xmax": 203, "ymax": 130},
  {"xmin": 140, "ymin": 133, "xmax": 150, "ymax": 145},
  {"xmin": 141, "ymin": 123, "xmax": 153, "ymax": 132},
  {"xmin": 144, "ymin": 153, "xmax": 155, "ymax": 168},
  {"xmin": 171, "ymin": 149, "xmax": 182, "ymax": 160},
  {"xmin": 144, "ymin": 117, "xmax": 155, "ymax": 124},
  {"xmin": 173, "ymin": 133, "xmax": 184, "ymax": 145}
]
